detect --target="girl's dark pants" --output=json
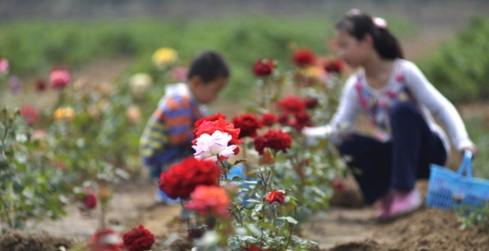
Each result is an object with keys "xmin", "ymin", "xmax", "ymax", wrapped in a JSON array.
[{"xmin": 338, "ymin": 102, "xmax": 447, "ymax": 204}]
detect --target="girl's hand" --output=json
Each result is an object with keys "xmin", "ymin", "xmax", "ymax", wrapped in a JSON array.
[
  {"xmin": 302, "ymin": 126, "xmax": 333, "ymax": 138},
  {"xmin": 462, "ymin": 144, "xmax": 478, "ymax": 158}
]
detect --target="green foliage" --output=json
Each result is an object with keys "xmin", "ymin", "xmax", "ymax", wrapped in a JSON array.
[
  {"xmin": 0, "ymin": 50, "xmax": 180, "ymax": 230},
  {"xmin": 0, "ymin": 107, "xmax": 68, "ymax": 231},
  {"xmin": 159, "ymin": 53, "xmax": 348, "ymax": 250},
  {"xmin": 456, "ymin": 201, "xmax": 489, "ymax": 234},
  {"xmin": 464, "ymin": 115, "xmax": 489, "ymax": 179},
  {"xmin": 0, "ymin": 16, "xmax": 415, "ymax": 100},
  {"xmin": 454, "ymin": 115, "xmax": 489, "ymax": 238},
  {"xmin": 420, "ymin": 17, "xmax": 489, "ymax": 103}
]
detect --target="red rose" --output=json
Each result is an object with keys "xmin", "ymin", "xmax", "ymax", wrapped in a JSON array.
[
  {"xmin": 159, "ymin": 157, "xmax": 220, "ymax": 199},
  {"xmin": 253, "ymin": 58, "xmax": 275, "ymax": 77},
  {"xmin": 90, "ymin": 229, "xmax": 123, "ymax": 251},
  {"xmin": 122, "ymin": 225, "xmax": 155, "ymax": 251},
  {"xmin": 20, "ymin": 104, "xmax": 39, "ymax": 125},
  {"xmin": 303, "ymin": 97, "xmax": 318, "ymax": 110},
  {"xmin": 265, "ymin": 129, "xmax": 292, "ymax": 154},
  {"xmin": 193, "ymin": 115, "xmax": 242, "ymax": 147},
  {"xmin": 35, "ymin": 79, "xmax": 47, "ymax": 92},
  {"xmin": 82, "ymin": 193, "xmax": 97, "ymax": 210},
  {"xmin": 253, "ymin": 136, "xmax": 268, "ymax": 155},
  {"xmin": 276, "ymin": 96, "xmax": 306, "ymax": 114},
  {"xmin": 253, "ymin": 129, "xmax": 291, "ymax": 155},
  {"xmin": 243, "ymin": 244, "xmax": 271, "ymax": 251},
  {"xmin": 261, "ymin": 113, "xmax": 278, "ymax": 127},
  {"xmin": 290, "ymin": 111, "xmax": 312, "ymax": 131},
  {"xmin": 186, "ymin": 185, "xmax": 231, "ymax": 217},
  {"xmin": 324, "ymin": 58, "xmax": 343, "ymax": 74},
  {"xmin": 232, "ymin": 114, "xmax": 263, "ymax": 138},
  {"xmin": 194, "ymin": 113, "xmax": 226, "ymax": 128},
  {"xmin": 266, "ymin": 190, "xmax": 285, "ymax": 205},
  {"xmin": 278, "ymin": 113, "xmax": 289, "ymax": 126},
  {"xmin": 292, "ymin": 49, "xmax": 316, "ymax": 67}
]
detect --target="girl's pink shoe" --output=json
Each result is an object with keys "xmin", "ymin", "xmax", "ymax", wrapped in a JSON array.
[
  {"xmin": 377, "ymin": 189, "xmax": 422, "ymax": 221},
  {"xmin": 376, "ymin": 191, "xmax": 394, "ymax": 219}
]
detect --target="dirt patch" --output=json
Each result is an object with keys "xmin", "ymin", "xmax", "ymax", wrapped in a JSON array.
[
  {"xmin": 0, "ymin": 231, "xmax": 73, "ymax": 251},
  {"xmin": 374, "ymin": 207, "xmax": 489, "ymax": 251},
  {"xmin": 329, "ymin": 239, "xmax": 387, "ymax": 251},
  {"xmin": 324, "ymin": 207, "xmax": 489, "ymax": 251}
]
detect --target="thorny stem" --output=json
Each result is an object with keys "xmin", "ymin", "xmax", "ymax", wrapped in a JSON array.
[
  {"xmin": 267, "ymin": 79, "xmax": 272, "ymax": 111},
  {"xmin": 233, "ymin": 204, "xmax": 244, "ymax": 226},
  {"xmin": 217, "ymin": 155, "xmax": 228, "ymax": 181},
  {"xmin": 242, "ymin": 141, "xmax": 247, "ymax": 160},
  {"xmin": 260, "ymin": 80, "xmax": 266, "ymax": 109},
  {"xmin": 1, "ymin": 108, "xmax": 9, "ymax": 149},
  {"xmin": 283, "ymin": 205, "xmax": 298, "ymax": 251},
  {"xmin": 259, "ymin": 169, "xmax": 271, "ymax": 250}
]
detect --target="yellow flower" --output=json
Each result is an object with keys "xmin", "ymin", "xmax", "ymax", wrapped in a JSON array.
[
  {"xmin": 303, "ymin": 65, "xmax": 324, "ymax": 79},
  {"xmin": 152, "ymin": 47, "xmax": 178, "ymax": 68},
  {"xmin": 53, "ymin": 107, "xmax": 76, "ymax": 122}
]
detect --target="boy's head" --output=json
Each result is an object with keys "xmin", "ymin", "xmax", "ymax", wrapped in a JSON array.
[{"xmin": 187, "ymin": 51, "xmax": 230, "ymax": 104}]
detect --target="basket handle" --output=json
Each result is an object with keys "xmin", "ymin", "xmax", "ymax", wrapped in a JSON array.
[{"xmin": 456, "ymin": 151, "xmax": 473, "ymax": 181}]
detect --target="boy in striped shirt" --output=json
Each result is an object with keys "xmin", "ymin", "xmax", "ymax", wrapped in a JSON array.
[{"xmin": 140, "ymin": 51, "xmax": 230, "ymax": 203}]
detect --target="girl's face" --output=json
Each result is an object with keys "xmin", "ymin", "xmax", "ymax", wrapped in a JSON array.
[{"xmin": 334, "ymin": 29, "xmax": 371, "ymax": 68}]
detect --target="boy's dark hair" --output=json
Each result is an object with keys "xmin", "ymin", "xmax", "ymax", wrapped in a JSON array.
[
  {"xmin": 335, "ymin": 11, "xmax": 403, "ymax": 59},
  {"xmin": 187, "ymin": 51, "xmax": 230, "ymax": 83}
]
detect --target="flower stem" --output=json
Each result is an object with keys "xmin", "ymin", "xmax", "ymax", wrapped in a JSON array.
[
  {"xmin": 100, "ymin": 205, "xmax": 106, "ymax": 230},
  {"xmin": 217, "ymin": 156, "xmax": 228, "ymax": 181},
  {"xmin": 242, "ymin": 141, "xmax": 247, "ymax": 160},
  {"xmin": 283, "ymin": 205, "xmax": 297, "ymax": 251}
]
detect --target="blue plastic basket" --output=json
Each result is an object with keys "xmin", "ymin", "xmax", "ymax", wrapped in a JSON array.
[{"xmin": 426, "ymin": 151, "xmax": 489, "ymax": 209}]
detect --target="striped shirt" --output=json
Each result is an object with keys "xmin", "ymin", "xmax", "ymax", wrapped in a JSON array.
[{"xmin": 140, "ymin": 83, "xmax": 204, "ymax": 167}]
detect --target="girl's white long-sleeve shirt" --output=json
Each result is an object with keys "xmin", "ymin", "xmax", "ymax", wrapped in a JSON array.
[{"xmin": 328, "ymin": 58, "xmax": 473, "ymax": 155}]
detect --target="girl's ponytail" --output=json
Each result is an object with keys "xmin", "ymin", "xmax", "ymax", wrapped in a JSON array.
[
  {"xmin": 374, "ymin": 28, "xmax": 404, "ymax": 59},
  {"xmin": 336, "ymin": 10, "xmax": 404, "ymax": 59}
]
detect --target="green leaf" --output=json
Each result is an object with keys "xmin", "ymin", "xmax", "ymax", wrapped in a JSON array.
[
  {"xmin": 247, "ymin": 224, "xmax": 262, "ymax": 237},
  {"xmin": 254, "ymin": 203, "xmax": 263, "ymax": 212},
  {"xmin": 245, "ymin": 106, "xmax": 259, "ymax": 114},
  {"xmin": 279, "ymin": 216, "xmax": 298, "ymax": 224},
  {"xmin": 12, "ymin": 179, "xmax": 24, "ymax": 193},
  {"xmin": 246, "ymin": 199, "xmax": 261, "ymax": 204},
  {"xmin": 180, "ymin": 207, "xmax": 192, "ymax": 220},
  {"xmin": 233, "ymin": 159, "xmax": 248, "ymax": 165},
  {"xmin": 255, "ymin": 221, "xmax": 275, "ymax": 230},
  {"xmin": 246, "ymin": 141, "xmax": 254, "ymax": 150},
  {"xmin": 275, "ymin": 218, "xmax": 286, "ymax": 228}
]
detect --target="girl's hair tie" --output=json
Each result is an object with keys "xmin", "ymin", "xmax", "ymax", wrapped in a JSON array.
[{"xmin": 372, "ymin": 17, "xmax": 387, "ymax": 29}]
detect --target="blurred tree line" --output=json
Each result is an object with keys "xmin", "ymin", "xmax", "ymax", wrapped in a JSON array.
[{"xmin": 1, "ymin": 0, "xmax": 488, "ymax": 21}]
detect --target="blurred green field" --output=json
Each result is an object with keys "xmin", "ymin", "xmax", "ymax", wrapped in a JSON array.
[
  {"xmin": 420, "ymin": 17, "xmax": 489, "ymax": 103},
  {"xmin": 464, "ymin": 115, "xmax": 489, "ymax": 179},
  {"xmin": 0, "ymin": 15, "xmax": 416, "ymax": 100}
]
